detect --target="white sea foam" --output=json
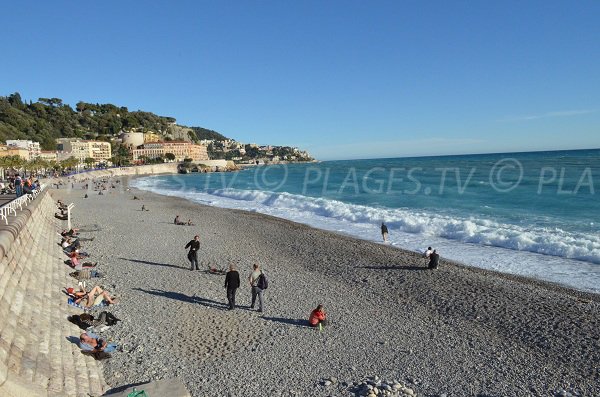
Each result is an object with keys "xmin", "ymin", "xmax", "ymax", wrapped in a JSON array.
[{"xmin": 133, "ymin": 179, "xmax": 600, "ymax": 293}]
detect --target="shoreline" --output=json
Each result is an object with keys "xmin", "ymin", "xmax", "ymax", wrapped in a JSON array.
[
  {"xmin": 129, "ymin": 173, "xmax": 600, "ymax": 297},
  {"xmin": 51, "ymin": 176, "xmax": 600, "ymax": 396},
  {"xmin": 131, "ymin": 182, "xmax": 600, "ymax": 300}
]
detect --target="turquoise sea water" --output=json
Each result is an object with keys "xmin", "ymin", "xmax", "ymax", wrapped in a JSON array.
[{"xmin": 133, "ymin": 149, "xmax": 600, "ymax": 293}]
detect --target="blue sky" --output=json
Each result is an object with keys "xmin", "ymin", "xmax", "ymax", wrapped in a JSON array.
[{"xmin": 1, "ymin": 1, "xmax": 599, "ymax": 160}]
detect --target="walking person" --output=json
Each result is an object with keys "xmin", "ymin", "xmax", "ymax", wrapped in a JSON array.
[
  {"xmin": 423, "ymin": 246, "xmax": 433, "ymax": 259},
  {"xmin": 184, "ymin": 235, "xmax": 200, "ymax": 271},
  {"xmin": 423, "ymin": 246, "xmax": 433, "ymax": 266},
  {"xmin": 381, "ymin": 222, "xmax": 389, "ymax": 242},
  {"xmin": 248, "ymin": 264, "xmax": 266, "ymax": 313},
  {"xmin": 428, "ymin": 249, "xmax": 440, "ymax": 270},
  {"xmin": 14, "ymin": 174, "xmax": 22, "ymax": 197},
  {"xmin": 224, "ymin": 264, "xmax": 240, "ymax": 310}
]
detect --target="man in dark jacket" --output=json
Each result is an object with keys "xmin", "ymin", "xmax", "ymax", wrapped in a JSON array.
[
  {"xmin": 224, "ymin": 264, "xmax": 241, "ymax": 310},
  {"xmin": 428, "ymin": 249, "xmax": 440, "ymax": 269},
  {"xmin": 184, "ymin": 235, "xmax": 200, "ymax": 270}
]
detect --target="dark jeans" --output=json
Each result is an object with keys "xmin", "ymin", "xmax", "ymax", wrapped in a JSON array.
[
  {"xmin": 227, "ymin": 288, "xmax": 238, "ymax": 309},
  {"xmin": 251, "ymin": 286, "xmax": 264, "ymax": 311},
  {"xmin": 188, "ymin": 251, "xmax": 199, "ymax": 270}
]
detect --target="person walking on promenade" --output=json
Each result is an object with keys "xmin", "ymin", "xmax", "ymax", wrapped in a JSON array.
[
  {"xmin": 184, "ymin": 235, "xmax": 200, "ymax": 271},
  {"xmin": 248, "ymin": 264, "xmax": 265, "ymax": 312},
  {"xmin": 14, "ymin": 174, "xmax": 22, "ymax": 197},
  {"xmin": 428, "ymin": 249, "xmax": 440, "ymax": 270},
  {"xmin": 381, "ymin": 222, "xmax": 389, "ymax": 242},
  {"xmin": 224, "ymin": 264, "xmax": 241, "ymax": 310}
]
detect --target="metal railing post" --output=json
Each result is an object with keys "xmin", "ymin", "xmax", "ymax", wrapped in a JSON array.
[{"xmin": 67, "ymin": 203, "xmax": 75, "ymax": 230}]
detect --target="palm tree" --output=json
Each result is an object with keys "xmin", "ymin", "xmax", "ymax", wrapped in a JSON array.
[{"xmin": 84, "ymin": 157, "xmax": 95, "ymax": 169}]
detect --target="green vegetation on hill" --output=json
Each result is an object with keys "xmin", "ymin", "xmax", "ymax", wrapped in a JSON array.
[
  {"xmin": 0, "ymin": 92, "xmax": 228, "ymax": 149},
  {"xmin": 189, "ymin": 126, "xmax": 228, "ymax": 141}
]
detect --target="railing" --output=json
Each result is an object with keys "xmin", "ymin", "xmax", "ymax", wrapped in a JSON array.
[{"xmin": 0, "ymin": 184, "xmax": 46, "ymax": 225}]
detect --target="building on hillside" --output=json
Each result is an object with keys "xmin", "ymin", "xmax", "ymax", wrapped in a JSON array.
[
  {"xmin": 56, "ymin": 138, "xmax": 112, "ymax": 165},
  {"xmin": 131, "ymin": 142, "xmax": 164, "ymax": 162},
  {"xmin": 131, "ymin": 141, "xmax": 209, "ymax": 162},
  {"xmin": 89, "ymin": 141, "xmax": 112, "ymax": 163},
  {"xmin": 6, "ymin": 140, "xmax": 41, "ymax": 159},
  {"xmin": 144, "ymin": 132, "xmax": 161, "ymax": 143},
  {"xmin": 39, "ymin": 151, "xmax": 58, "ymax": 162},
  {"xmin": 161, "ymin": 141, "xmax": 190, "ymax": 160},
  {"xmin": 188, "ymin": 143, "xmax": 209, "ymax": 162},
  {"xmin": 0, "ymin": 145, "xmax": 30, "ymax": 160},
  {"xmin": 119, "ymin": 132, "xmax": 144, "ymax": 148}
]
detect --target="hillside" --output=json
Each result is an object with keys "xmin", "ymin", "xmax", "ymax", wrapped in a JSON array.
[{"xmin": 0, "ymin": 92, "xmax": 229, "ymax": 149}]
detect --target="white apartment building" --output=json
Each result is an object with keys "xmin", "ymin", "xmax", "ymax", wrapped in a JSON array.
[{"xmin": 6, "ymin": 140, "xmax": 41, "ymax": 160}]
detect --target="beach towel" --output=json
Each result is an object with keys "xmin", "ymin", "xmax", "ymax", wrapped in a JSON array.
[{"xmin": 68, "ymin": 297, "xmax": 107, "ymax": 309}]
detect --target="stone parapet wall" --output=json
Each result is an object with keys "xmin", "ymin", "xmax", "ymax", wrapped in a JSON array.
[{"xmin": 0, "ymin": 192, "xmax": 107, "ymax": 396}]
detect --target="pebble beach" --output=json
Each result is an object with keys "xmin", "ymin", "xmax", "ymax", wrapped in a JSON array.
[{"xmin": 52, "ymin": 176, "xmax": 600, "ymax": 397}]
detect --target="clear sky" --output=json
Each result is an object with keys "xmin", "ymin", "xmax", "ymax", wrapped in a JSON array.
[{"xmin": 1, "ymin": 1, "xmax": 599, "ymax": 160}]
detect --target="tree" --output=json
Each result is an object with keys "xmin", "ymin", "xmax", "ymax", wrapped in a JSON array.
[
  {"xmin": 84, "ymin": 157, "xmax": 95, "ymax": 168},
  {"xmin": 165, "ymin": 152, "xmax": 176, "ymax": 161},
  {"xmin": 61, "ymin": 156, "xmax": 79, "ymax": 171},
  {"xmin": 244, "ymin": 144, "xmax": 260, "ymax": 158}
]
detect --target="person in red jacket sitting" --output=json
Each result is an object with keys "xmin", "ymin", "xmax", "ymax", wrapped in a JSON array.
[{"xmin": 308, "ymin": 304, "xmax": 328, "ymax": 327}]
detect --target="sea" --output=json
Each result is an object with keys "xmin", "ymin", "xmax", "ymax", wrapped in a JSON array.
[{"xmin": 132, "ymin": 149, "xmax": 600, "ymax": 294}]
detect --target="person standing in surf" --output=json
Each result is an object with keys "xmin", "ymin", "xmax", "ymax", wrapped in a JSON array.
[{"xmin": 381, "ymin": 222, "xmax": 389, "ymax": 242}]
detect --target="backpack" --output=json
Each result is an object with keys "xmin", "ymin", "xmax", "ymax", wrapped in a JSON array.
[{"xmin": 257, "ymin": 272, "xmax": 269, "ymax": 290}]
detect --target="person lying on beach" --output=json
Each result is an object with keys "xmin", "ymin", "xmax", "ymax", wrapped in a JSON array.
[
  {"xmin": 55, "ymin": 212, "xmax": 68, "ymax": 220},
  {"xmin": 70, "ymin": 269, "xmax": 101, "ymax": 280},
  {"xmin": 309, "ymin": 304, "xmax": 328, "ymax": 328},
  {"xmin": 68, "ymin": 251, "xmax": 96, "ymax": 270},
  {"xmin": 79, "ymin": 331, "xmax": 118, "ymax": 353},
  {"xmin": 62, "ymin": 238, "xmax": 81, "ymax": 252},
  {"xmin": 69, "ymin": 312, "xmax": 121, "ymax": 330},
  {"xmin": 61, "ymin": 228, "xmax": 79, "ymax": 237},
  {"xmin": 68, "ymin": 286, "xmax": 117, "ymax": 307}
]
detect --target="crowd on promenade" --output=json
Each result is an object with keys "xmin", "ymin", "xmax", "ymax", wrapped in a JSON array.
[{"xmin": 1, "ymin": 173, "xmax": 41, "ymax": 196}]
